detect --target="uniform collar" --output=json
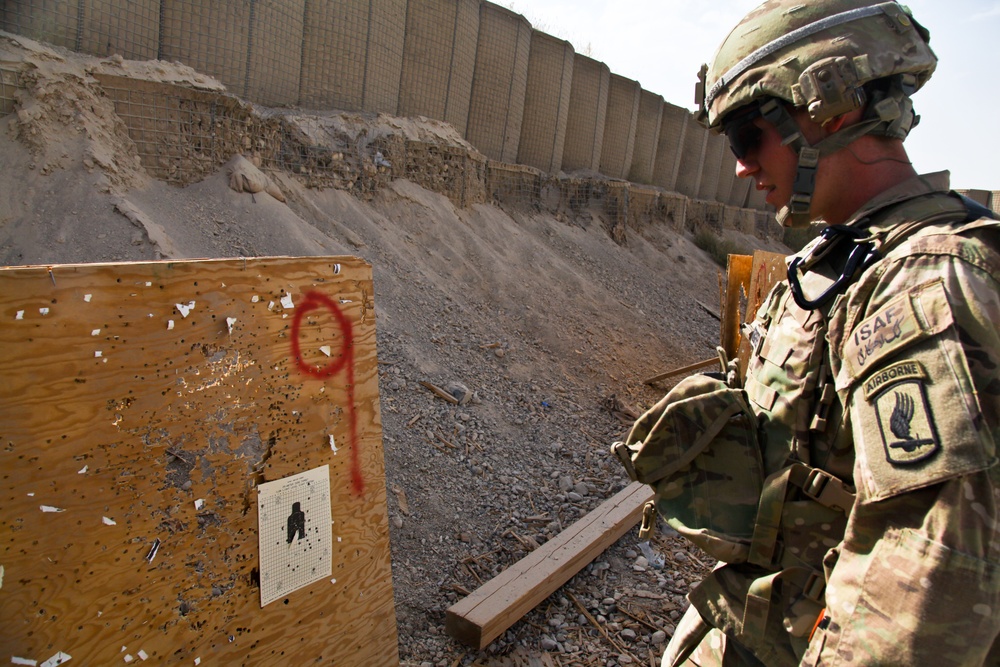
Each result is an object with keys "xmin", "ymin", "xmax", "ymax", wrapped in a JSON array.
[{"xmin": 841, "ymin": 171, "xmax": 951, "ymax": 229}]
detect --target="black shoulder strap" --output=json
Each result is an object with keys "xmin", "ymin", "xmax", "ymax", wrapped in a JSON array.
[{"xmin": 955, "ymin": 192, "xmax": 998, "ymax": 222}]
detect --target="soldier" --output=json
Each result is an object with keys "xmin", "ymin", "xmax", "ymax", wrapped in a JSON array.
[{"xmin": 616, "ymin": 1, "xmax": 1000, "ymax": 665}]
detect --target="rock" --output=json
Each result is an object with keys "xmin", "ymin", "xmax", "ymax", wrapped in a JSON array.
[
  {"xmin": 445, "ymin": 381, "xmax": 471, "ymax": 405},
  {"xmin": 652, "ymin": 630, "xmax": 667, "ymax": 645},
  {"xmin": 621, "ymin": 628, "xmax": 637, "ymax": 640},
  {"xmin": 392, "ymin": 516, "xmax": 404, "ymax": 529},
  {"xmin": 558, "ymin": 475, "xmax": 574, "ymax": 492},
  {"xmin": 540, "ymin": 636, "xmax": 558, "ymax": 651},
  {"xmin": 673, "ymin": 550, "xmax": 689, "ymax": 563}
]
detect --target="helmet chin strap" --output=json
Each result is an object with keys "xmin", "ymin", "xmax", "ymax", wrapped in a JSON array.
[{"xmin": 762, "ymin": 78, "xmax": 918, "ymax": 228}]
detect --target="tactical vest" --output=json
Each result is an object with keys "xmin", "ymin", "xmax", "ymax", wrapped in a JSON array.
[{"xmin": 615, "ymin": 190, "xmax": 999, "ymax": 666}]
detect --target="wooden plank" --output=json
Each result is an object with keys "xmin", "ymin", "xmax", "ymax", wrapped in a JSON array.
[
  {"xmin": 446, "ymin": 481, "xmax": 654, "ymax": 649},
  {"xmin": 643, "ymin": 357, "xmax": 717, "ymax": 386},
  {"xmin": 0, "ymin": 257, "xmax": 398, "ymax": 666}
]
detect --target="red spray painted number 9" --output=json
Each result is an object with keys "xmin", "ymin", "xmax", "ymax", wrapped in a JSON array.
[{"xmin": 289, "ymin": 290, "xmax": 364, "ymax": 495}]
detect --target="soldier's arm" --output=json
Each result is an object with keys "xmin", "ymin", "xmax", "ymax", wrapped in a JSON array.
[{"xmin": 805, "ymin": 244, "xmax": 1000, "ymax": 665}]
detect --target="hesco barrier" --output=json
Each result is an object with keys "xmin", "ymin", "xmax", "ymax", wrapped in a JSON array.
[
  {"xmin": 160, "ymin": 0, "xmax": 305, "ymax": 107},
  {"xmin": 299, "ymin": 0, "xmax": 405, "ymax": 112},
  {"xmin": 716, "ymin": 147, "xmax": 737, "ymax": 205},
  {"xmin": 464, "ymin": 2, "xmax": 530, "ymax": 163},
  {"xmin": 629, "ymin": 90, "xmax": 663, "ymax": 185},
  {"xmin": 0, "ymin": 0, "xmax": 784, "ymax": 215},
  {"xmin": 675, "ymin": 113, "xmax": 708, "ymax": 198},
  {"xmin": 0, "ymin": 67, "xmax": 23, "ymax": 116},
  {"xmin": 599, "ymin": 74, "xmax": 640, "ymax": 180},
  {"xmin": 1, "ymin": 0, "xmax": 159, "ymax": 59},
  {"xmin": 517, "ymin": 29, "xmax": 574, "ymax": 175},
  {"xmin": 697, "ymin": 132, "xmax": 725, "ymax": 202},
  {"xmin": 562, "ymin": 54, "xmax": 609, "ymax": 173},
  {"xmin": 397, "ymin": 0, "xmax": 479, "ymax": 136},
  {"xmin": 652, "ymin": 102, "xmax": 688, "ymax": 192},
  {"xmin": 748, "ymin": 187, "xmax": 768, "ymax": 211},
  {"xmin": 730, "ymin": 168, "xmax": 753, "ymax": 208}
]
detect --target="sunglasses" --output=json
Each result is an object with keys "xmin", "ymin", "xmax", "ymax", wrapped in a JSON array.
[{"xmin": 723, "ymin": 106, "xmax": 763, "ymax": 160}]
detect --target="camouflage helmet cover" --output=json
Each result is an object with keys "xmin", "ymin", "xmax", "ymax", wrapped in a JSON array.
[{"xmin": 697, "ymin": 0, "xmax": 937, "ymax": 131}]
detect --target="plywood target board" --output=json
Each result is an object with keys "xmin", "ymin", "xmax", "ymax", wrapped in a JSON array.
[{"xmin": 0, "ymin": 257, "xmax": 398, "ymax": 665}]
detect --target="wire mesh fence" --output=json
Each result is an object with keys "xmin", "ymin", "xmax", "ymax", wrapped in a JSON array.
[{"xmin": 0, "ymin": 68, "xmax": 23, "ymax": 117}]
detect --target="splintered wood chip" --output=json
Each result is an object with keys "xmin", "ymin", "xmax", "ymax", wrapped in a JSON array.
[{"xmin": 393, "ymin": 485, "xmax": 410, "ymax": 515}]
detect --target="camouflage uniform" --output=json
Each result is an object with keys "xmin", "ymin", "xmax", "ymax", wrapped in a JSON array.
[
  {"xmin": 617, "ymin": 3, "xmax": 1000, "ymax": 664},
  {"xmin": 661, "ymin": 172, "xmax": 1000, "ymax": 666}
]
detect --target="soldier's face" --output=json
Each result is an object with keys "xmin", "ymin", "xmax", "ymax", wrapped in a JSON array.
[{"xmin": 733, "ymin": 116, "xmax": 800, "ymax": 210}]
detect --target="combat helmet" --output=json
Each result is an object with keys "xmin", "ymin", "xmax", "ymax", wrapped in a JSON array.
[{"xmin": 695, "ymin": 1, "xmax": 937, "ymax": 226}]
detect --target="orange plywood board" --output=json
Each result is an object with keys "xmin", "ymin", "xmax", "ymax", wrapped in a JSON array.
[{"xmin": 0, "ymin": 257, "xmax": 397, "ymax": 665}]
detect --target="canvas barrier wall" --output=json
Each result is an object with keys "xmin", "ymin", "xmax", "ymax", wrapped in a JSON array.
[
  {"xmin": 397, "ymin": 0, "xmax": 479, "ymax": 135},
  {"xmin": 674, "ymin": 113, "xmax": 708, "ymax": 199},
  {"xmin": 1, "ymin": 0, "xmax": 159, "ymax": 60},
  {"xmin": 299, "ymin": 0, "xmax": 406, "ymax": 112},
  {"xmin": 464, "ymin": 2, "xmax": 531, "ymax": 163},
  {"xmin": 730, "ymin": 170, "xmax": 753, "ymax": 209},
  {"xmin": 1, "ymin": 0, "xmax": 790, "ymax": 213},
  {"xmin": 748, "ymin": 187, "xmax": 768, "ymax": 211},
  {"xmin": 628, "ymin": 90, "xmax": 663, "ymax": 185},
  {"xmin": 561, "ymin": 54, "xmax": 609, "ymax": 173},
  {"xmin": 517, "ymin": 29, "xmax": 574, "ymax": 175},
  {"xmin": 652, "ymin": 102, "xmax": 688, "ymax": 192},
  {"xmin": 159, "ymin": 0, "xmax": 305, "ymax": 107},
  {"xmin": 599, "ymin": 74, "xmax": 640, "ymax": 180},
  {"xmin": 697, "ymin": 132, "xmax": 725, "ymax": 202},
  {"xmin": 716, "ymin": 148, "xmax": 737, "ymax": 206}
]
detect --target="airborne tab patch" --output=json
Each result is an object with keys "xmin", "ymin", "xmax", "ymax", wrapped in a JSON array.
[
  {"xmin": 863, "ymin": 360, "xmax": 926, "ymax": 401},
  {"xmin": 869, "ymin": 362, "xmax": 940, "ymax": 465}
]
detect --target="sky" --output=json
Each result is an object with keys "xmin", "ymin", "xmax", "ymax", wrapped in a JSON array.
[{"xmin": 503, "ymin": 1, "xmax": 999, "ymax": 192}]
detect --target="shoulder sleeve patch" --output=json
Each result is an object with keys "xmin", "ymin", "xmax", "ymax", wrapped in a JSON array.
[
  {"xmin": 840, "ymin": 280, "xmax": 953, "ymax": 385},
  {"xmin": 844, "ymin": 279, "xmax": 996, "ymax": 499}
]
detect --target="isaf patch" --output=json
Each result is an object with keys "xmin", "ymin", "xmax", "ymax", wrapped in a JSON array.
[{"xmin": 867, "ymin": 360, "xmax": 940, "ymax": 465}]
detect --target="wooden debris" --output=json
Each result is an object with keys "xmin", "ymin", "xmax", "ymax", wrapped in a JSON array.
[
  {"xmin": 392, "ymin": 485, "xmax": 409, "ymax": 515},
  {"xmin": 695, "ymin": 299, "xmax": 721, "ymax": 320},
  {"xmin": 567, "ymin": 591, "xmax": 643, "ymax": 665},
  {"xmin": 420, "ymin": 380, "xmax": 460, "ymax": 404},
  {"xmin": 642, "ymin": 357, "xmax": 717, "ymax": 386},
  {"xmin": 603, "ymin": 394, "xmax": 641, "ymax": 424}
]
